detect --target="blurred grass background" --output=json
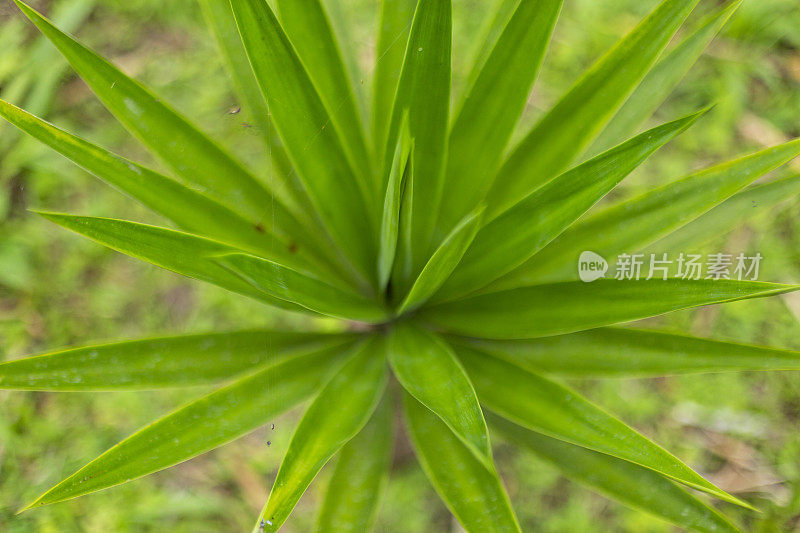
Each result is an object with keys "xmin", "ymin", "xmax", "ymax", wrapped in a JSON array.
[{"xmin": 1, "ymin": 0, "xmax": 800, "ymax": 530}]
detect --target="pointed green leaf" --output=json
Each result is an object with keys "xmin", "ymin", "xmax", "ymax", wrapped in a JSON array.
[
  {"xmin": 378, "ymin": 113, "xmax": 413, "ymax": 290},
  {"xmin": 494, "ymin": 138, "xmax": 800, "ymax": 289},
  {"xmin": 486, "ymin": 0, "xmax": 699, "ymax": 216},
  {"xmin": 0, "ymin": 330, "xmax": 354, "ymax": 390},
  {"xmin": 12, "ymin": 0, "xmax": 284, "ymax": 225},
  {"xmin": 383, "ymin": 0, "xmax": 452, "ymax": 275},
  {"xmin": 216, "ymin": 253, "xmax": 387, "ymax": 322},
  {"xmin": 650, "ymin": 175, "xmax": 800, "ymax": 253},
  {"xmin": 390, "ymin": 142, "xmax": 417, "ymax": 299},
  {"xmin": 0, "ymin": 99, "xmax": 327, "ymax": 272},
  {"xmin": 461, "ymin": 0, "xmax": 520, "ymax": 91},
  {"xmin": 399, "ymin": 206, "xmax": 484, "ymax": 313},
  {"xmin": 388, "ymin": 324, "xmax": 491, "ymax": 468},
  {"xmin": 317, "ymin": 395, "xmax": 394, "ymax": 533},
  {"xmin": 276, "ymin": 0, "xmax": 372, "ymax": 196},
  {"xmin": 372, "ymin": 0, "xmax": 417, "ymax": 155},
  {"xmin": 490, "ymin": 414, "xmax": 741, "ymax": 533},
  {"xmin": 403, "ymin": 393, "xmax": 521, "ymax": 533},
  {"xmin": 438, "ymin": 0, "xmax": 562, "ymax": 233},
  {"xmin": 35, "ymin": 212, "xmax": 307, "ymax": 312},
  {"xmin": 255, "ymin": 338, "xmax": 388, "ymax": 533},
  {"xmin": 230, "ymin": 0, "xmax": 374, "ymax": 277},
  {"xmin": 421, "ymin": 279, "xmax": 800, "ymax": 339},
  {"xmin": 586, "ymin": 0, "xmax": 741, "ymax": 156},
  {"xmin": 456, "ymin": 346, "xmax": 751, "ymax": 508},
  {"xmin": 436, "ymin": 110, "xmax": 706, "ymax": 301},
  {"xmin": 197, "ymin": 0, "xmax": 271, "ymax": 148},
  {"xmin": 198, "ymin": 0, "xmax": 312, "ymax": 220},
  {"xmin": 22, "ymin": 345, "xmax": 352, "ymax": 510},
  {"xmin": 449, "ymin": 327, "xmax": 800, "ymax": 377}
]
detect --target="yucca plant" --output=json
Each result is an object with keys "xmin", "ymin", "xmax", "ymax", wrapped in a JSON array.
[{"xmin": 4, "ymin": 0, "xmax": 800, "ymax": 530}]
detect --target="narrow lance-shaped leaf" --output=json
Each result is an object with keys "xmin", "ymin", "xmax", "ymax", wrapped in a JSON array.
[
  {"xmin": 255, "ymin": 337, "xmax": 388, "ymax": 533},
  {"xmin": 0, "ymin": 99, "xmax": 328, "ymax": 273},
  {"xmin": 372, "ymin": 0, "xmax": 417, "ymax": 155},
  {"xmin": 455, "ymin": 346, "xmax": 751, "ymax": 508},
  {"xmin": 198, "ymin": 0, "xmax": 311, "ymax": 220},
  {"xmin": 448, "ymin": 327, "xmax": 800, "ymax": 377},
  {"xmin": 35, "ymin": 212, "xmax": 309, "ymax": 313},
  {"xmin": 12, "ymin": 1, "xmax": 285, "ymax": 226},
  {"xmin": 403, "ymin": 393, "xmax": 521, "ymax": 533},
  {"xmin": 231, "ymin": 0, "xmax": 375, "ymax": 279},
  {"xmin": 648, "ymin": 175, "xmax": 800, "ymax": 253},
  {"xmin": 197, "ymin": 0, "xmax": 271, "ymax": 150},
  {"xmin": 317, "ymin": 395, "xmax": 394, "ymax": 533},
  {"xmin": 276, "ymin": 0, "xmax": 373, "ymax": 203},
  {"xmin": 486, "ymin": 0, "xmax": 700, "ymax": 217},
  {"xmin": 490, "ymin": 414, "xmax": 741, "ymax": 533},
  {"xmin": 200, "ymin": 1, "xmax": 350, "ymax": 278},
  {"xmin": 399, "ymin": 205, "xmax": 484, "ymax": 313},
  {"xmin": 460, "ymin": 0, "xmax": 520, "ymax": 92},
  {"xmin": 421, "ymin": 279, "xmax": 800, "ymax": 339},
  {"xmin": 383, "ymin": 0, "xmax": 452, "ymax": 277},
  {"xmin": 0, "ymin": 330, "xmax": 354, "ymax": 391},
  {"xmin": 378, "ymin": 113, "xmax": 412, "ymax": 291},
  {"xmin": 388, "ymin": 324, "xmax": 491, "ymax": 468},
  {"xmin": 435, "ymin": 110, "xmax": 706, "ymax": 301},
  {"xmin": 217, "ymin": 253, "xmax": 388, "ymax": 323},
  {"xmin": 438, "ymin": 0, "xmax": 562, "ymax": 235},
  {"xmin": 390, "ymin": 146, "xmax": 416, "ymax": 299},
  {"xmin": 585, "ymin": 0, "xmax": 741, "ymax": 157},
  {"xmin": 21, "ymin": 345, "xmax": 352, "ymax": 510},
  {"xmin": 319, "ymin": 0, "xmax": 364, "ymax": 104},
  {"xmin": 493, "ymin": 137, "xmax": 800, "ymax": 288}
]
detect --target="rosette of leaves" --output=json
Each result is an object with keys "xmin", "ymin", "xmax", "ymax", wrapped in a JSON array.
[{"xmin": 4, "ymin": 0, "xmax": 800, "ymax": 531}]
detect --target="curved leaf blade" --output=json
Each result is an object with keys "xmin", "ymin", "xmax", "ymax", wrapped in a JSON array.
[
  {"xmin": 216, "ymin": 253, "xmax": 387, "ymax": 322},
  {"xmin": 35, "ymin": 212, "xmax": 307, "ymax": 312},
  {"xmin": 255, "ymin": 337, "xmax": 388, "ymax": 532},
  {"xmin": 317, "ymin": 395, "xmax": 394, "ymax": 533},
  {"xmin": 231, "ymin": 0, "xmax": 374, "ymax": 277},
  {"xmin": 276, "ymin": 0, "xmax": 372, "ymax": 194},
  {"xmin": 498, "ymin": 138, "xmax": 800, "ymax": 288},
  {"xmin": 0, "ymin": 330, "xmax": 353, "ymax": 390},
  {"xmin": 586, "ymin": 0, "xmax": 741, "ymax": 156},
  {"xmin": 449, "ymin": 327, "xmax": 800, "ymax": 377},
  {"xmin": 198, "ymin": 0, "xmax": 313, "ymax": 221},
  {"xmin": 455, "ymin": 346, "xmax": 751, "ymax": 508},
  {"xmin": 372, "ymin": 0, "xmax": 416, "ymax": 155},
  {"xmin": 650, "ymin": 175, "xmax": 800, "ymax": 253},
  {"xmin": 0, "ymin": 98, "xmax": 315, "ymax": 267},
  {"xmin": 383, "ymin": 0, "xmax": 452, "ymax": 276},
  {"xmin": 388, "ymin": 324, "xmax": 491, "ymax": 468},
  {"xmin": 436, "ymin": 110, "xmax": 707, "ymax": 301},
  {"xmin": 378, "ymin": 113, "xmax": 412, "ymax": 290},
  {"xmin": 421, "ymin": 279, "xmax": 800, "ymax": 339},
  {"xmin": 399, "ymin": 205, "xmax": 484, "ymax": 313},
  {"xmin": 403, "ymin": 393, "xmax": 521, "ymax": 533},
  {"xmin": 12, "ymin": 0, "xmax": 280, "ymax": 225},
  {"xmin": 21, "ymin": 345, "xmax": 352, "ymax": 510},
  {"xmin": 486, "ymin": 0, "xmax": 699, "ymax": 216},
  {"xmin": 438, "ymin": 0, "xmax": 562, "ymax": 233},
  {"xmin": 390, "ymin": 139, "xmax": 417, "ymax": 299},
  {"xmin": 490, "ymin": 414, "xmax": 741, "ymax": 533}
]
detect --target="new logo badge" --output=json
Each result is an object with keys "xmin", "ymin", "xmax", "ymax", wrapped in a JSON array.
[{"xmin": 578, "ymin": 251, "xmax": 608, "ymax": 282}]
